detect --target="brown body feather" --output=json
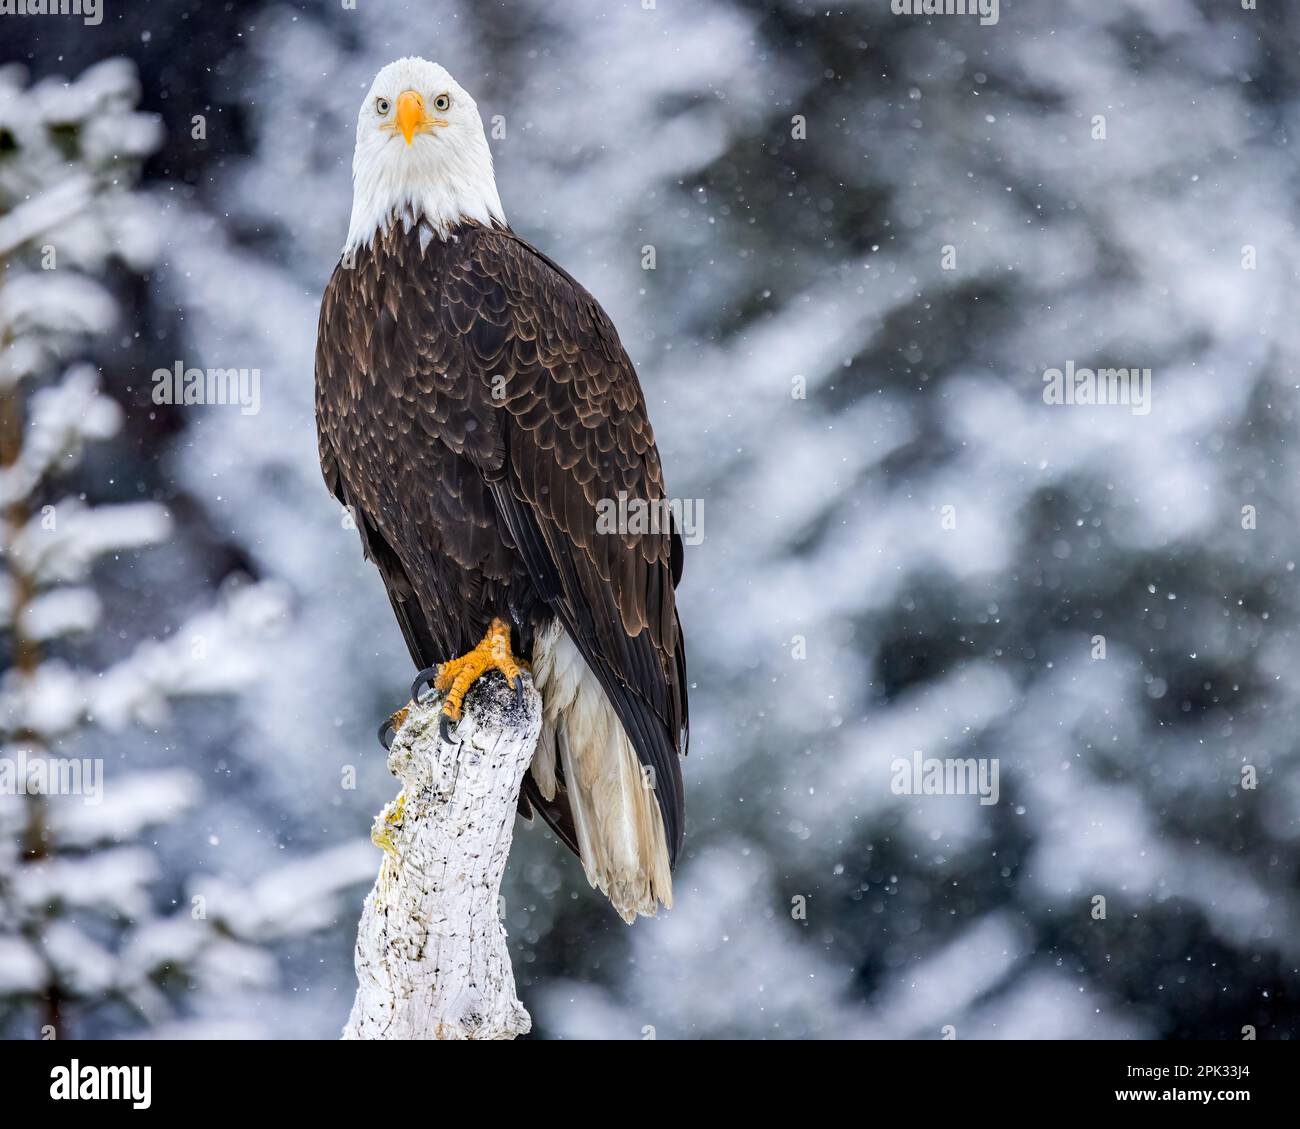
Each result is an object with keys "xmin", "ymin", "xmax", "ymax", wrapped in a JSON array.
[{"xmin": 315, "ymin": 216, "xmax": 687, "ymax": 865}]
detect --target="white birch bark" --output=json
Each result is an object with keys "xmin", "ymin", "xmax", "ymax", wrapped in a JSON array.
[{"xmin": 343, "ymin": 673, "xmax": 539, "ymax": 1040}]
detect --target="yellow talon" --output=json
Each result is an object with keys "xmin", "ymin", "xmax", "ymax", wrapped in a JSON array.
[{"xmin": 434, "ymin": 617, "xmax": 527, "ymax": 724}]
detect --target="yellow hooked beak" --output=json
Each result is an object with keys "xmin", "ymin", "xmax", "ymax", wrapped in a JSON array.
[{"xmin": 393, "ymin": 90, "xmax": 447, "ymax": 145}]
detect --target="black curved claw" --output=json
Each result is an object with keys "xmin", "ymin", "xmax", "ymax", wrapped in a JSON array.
[
  {"xmin": 411, "ymin": 665, "xmax": 440, "ymax": 703},
  {"xmin": 439, "ymin": 712, "xmax": 455, "ymax": 744},
  {"xmin": 378, "ymin": 718, "xmax": 397, "ymax": 751},
  {"xmin": 513, "ymin": 674, "xmax": 526, "ymax": 709}
]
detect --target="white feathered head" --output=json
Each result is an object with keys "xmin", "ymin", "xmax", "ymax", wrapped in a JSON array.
[{"xmin": 345, "ymin": 57, "xmax": 506, "ymax": 251}]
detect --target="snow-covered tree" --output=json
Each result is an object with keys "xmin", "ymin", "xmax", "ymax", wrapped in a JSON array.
[
  {"xmin": 532, "ymin": 0, "xmax": 1300, "ymax": 1039},
  {"xmin": 0, "ymin": 59, "xmax": 372, "ymax": 1040}
]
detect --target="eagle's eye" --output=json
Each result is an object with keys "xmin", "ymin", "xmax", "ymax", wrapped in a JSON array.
[
  {"xmin": 433, "ymin": 93, "xmax": 451, "ymax": 112},
  {"xmin": 375, "ymin": 97, "xmax": 392, "ymax": 115}
]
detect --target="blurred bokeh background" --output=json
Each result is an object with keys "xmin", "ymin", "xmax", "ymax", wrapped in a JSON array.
[{"xmin": 2, "ymin": 0, "xmax": 1299, "ymax": 1039}]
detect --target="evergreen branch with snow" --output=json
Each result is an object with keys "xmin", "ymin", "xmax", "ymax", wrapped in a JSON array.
[{"xmin": 0, "ymin": 58, "xmax": 368, "ymax": 1040}]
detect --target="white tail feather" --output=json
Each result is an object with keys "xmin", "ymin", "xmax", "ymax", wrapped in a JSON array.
[{"xmin": 530, "ymin": 619, "xmax": 673, "ymax": 923}]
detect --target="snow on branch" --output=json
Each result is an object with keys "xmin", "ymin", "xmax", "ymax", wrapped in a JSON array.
[
  {"xmin": 0, "ymin": 579, "xmax": 288, "ymax": 740},
  {"xmin": 0, "ymin": 174, "xmax": 95, "ymax": 261},
  {"xmin": 0, "ymin": 366, "xmax": 122, "ymax": 507},
  {"xmin": 345, "ymin": 673, "xmax": 540, "ymax": 1041}
]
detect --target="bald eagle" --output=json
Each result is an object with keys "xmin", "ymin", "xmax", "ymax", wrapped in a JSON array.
[{"xmin": 315, "ymin": 58, "xmax": 687, "ymax": 922}]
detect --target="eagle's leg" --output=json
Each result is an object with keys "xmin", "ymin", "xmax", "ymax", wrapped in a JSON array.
[{"xmin": 417, "ymin": 618, "xmax": 529, "ymax": 740}]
